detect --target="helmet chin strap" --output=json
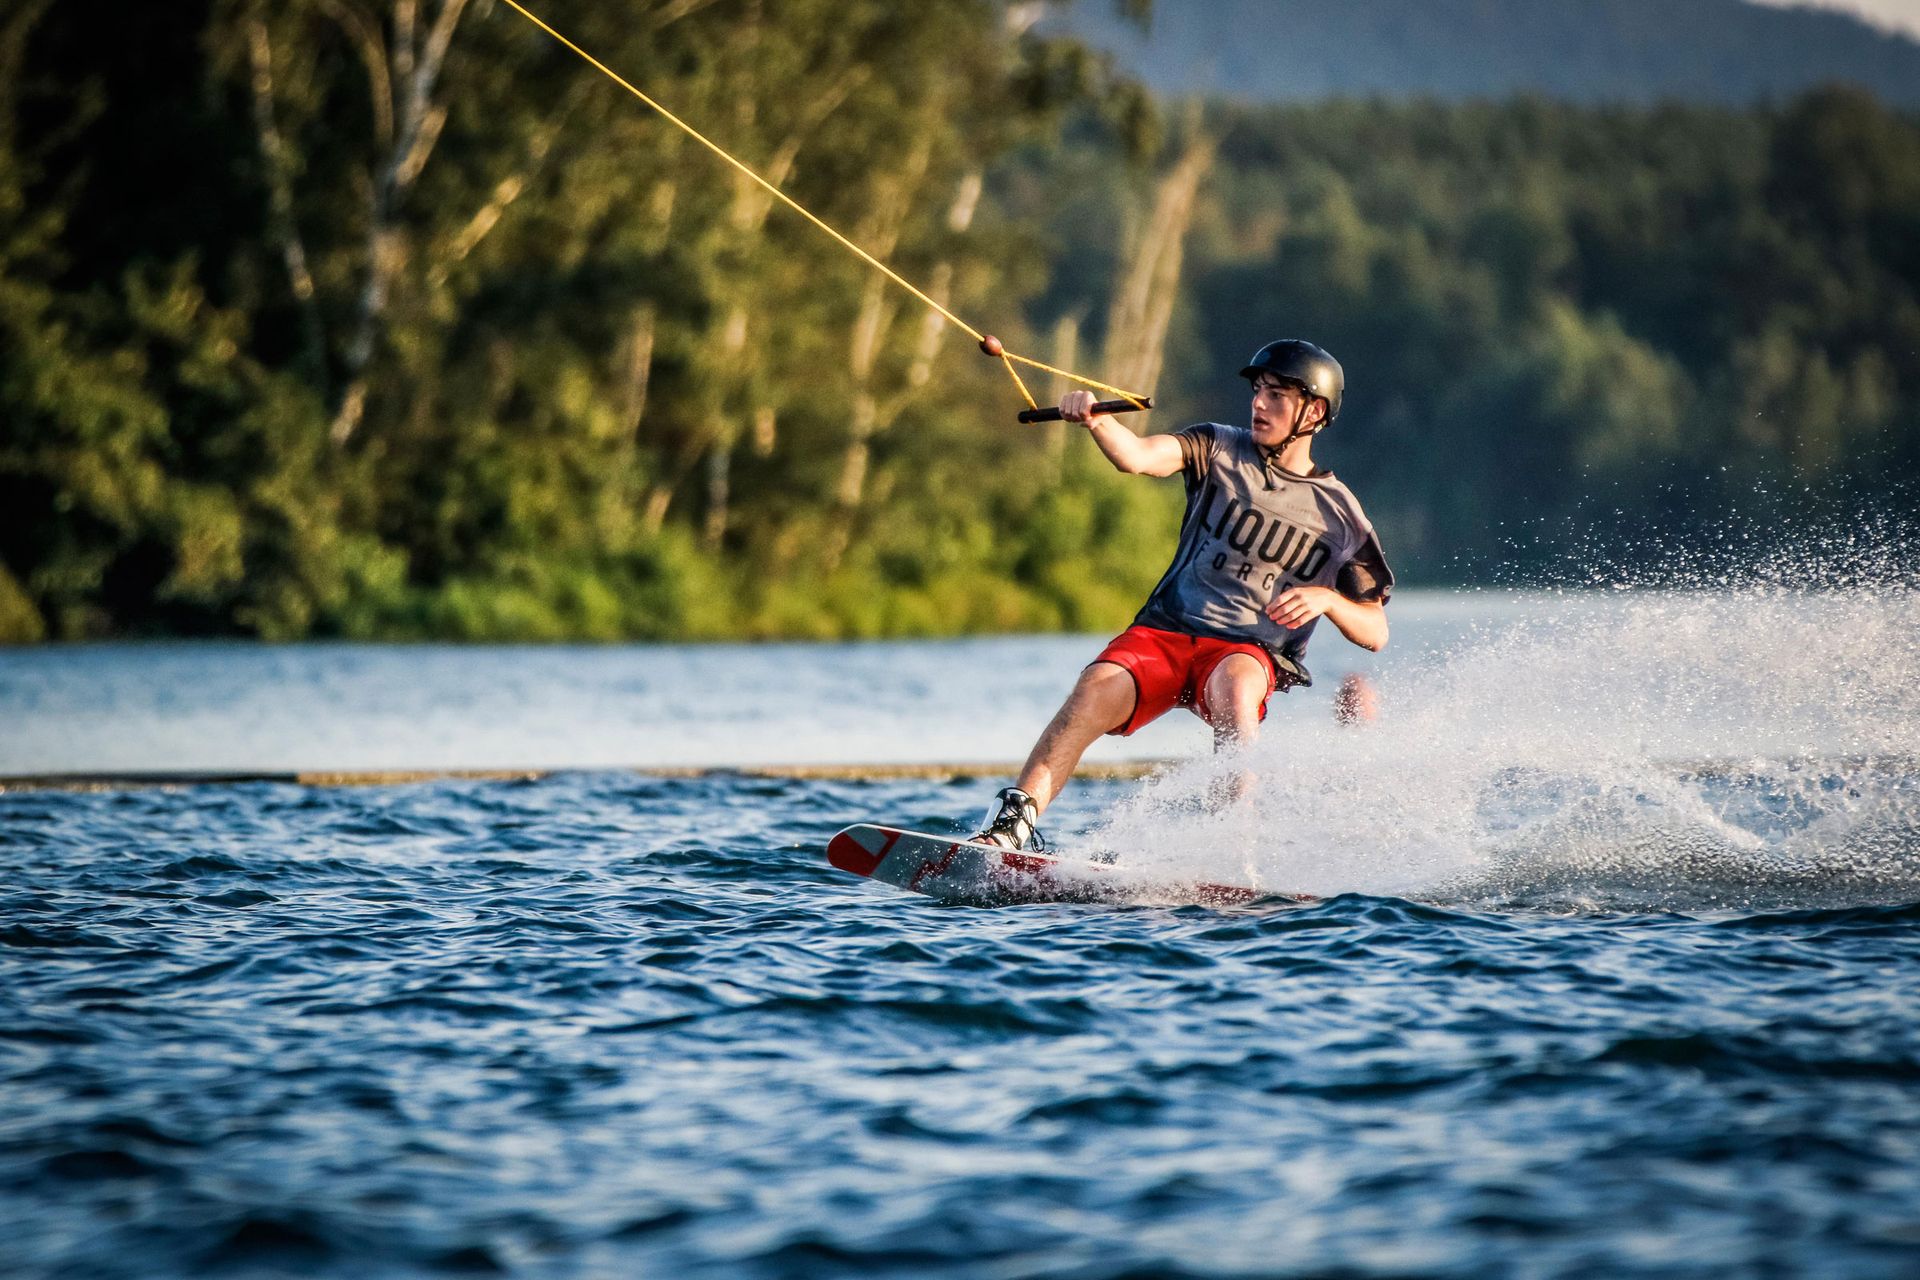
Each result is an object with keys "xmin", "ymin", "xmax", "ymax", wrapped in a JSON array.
[
  {"xmin": 1280, "ymin": 398, "xmax": 1325, "ymax": 446},
  {"xmin": 1259, "ymin": 401, "xmax": 1320, "ymax": 479}
]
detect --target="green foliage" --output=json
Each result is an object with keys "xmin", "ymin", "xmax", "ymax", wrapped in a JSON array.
[
  {"xmin": 2, "ymin": 2, "xmax": 1917, "ymax": 640},
  {"xmin": 0, "ymin": 559, "xmax": 42, "ymax": 643},
  {"xmin": 1155, "ymin": 92, "xmax": 1920, "ymax": 577}
]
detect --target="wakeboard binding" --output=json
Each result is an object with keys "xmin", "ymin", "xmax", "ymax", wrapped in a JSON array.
[{"xmin": 974, "ymin": 786, "xmax": 1045, "ymax": 851}]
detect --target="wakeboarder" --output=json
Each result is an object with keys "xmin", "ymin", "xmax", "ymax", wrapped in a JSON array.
[{"xmin": 974, "ymin": 340, "xmax": 1393, "ymax": 849}]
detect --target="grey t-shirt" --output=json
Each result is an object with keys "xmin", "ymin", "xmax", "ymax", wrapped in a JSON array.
[{"xmin": 1132, "ymin": 422, "xmax": 1393, "ymax": 686}]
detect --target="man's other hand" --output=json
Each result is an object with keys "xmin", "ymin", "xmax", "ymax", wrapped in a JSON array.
[{"xmin": 1265, "ymin": 585, "xmax": 1338, "ymax": 630}]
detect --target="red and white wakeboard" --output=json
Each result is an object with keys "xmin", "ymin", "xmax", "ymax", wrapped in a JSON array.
[{"xmin": 825, "ymin": 823, "xmax": 1313, "ymax": 908}]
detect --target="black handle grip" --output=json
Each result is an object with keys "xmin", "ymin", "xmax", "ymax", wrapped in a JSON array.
[{"xmin": 1017, "ymin": 396, "xmax": 1153, "ymax": 424}]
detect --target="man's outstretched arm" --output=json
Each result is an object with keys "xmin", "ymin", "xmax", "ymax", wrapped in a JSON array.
[{"xmin": 1059, "ymin": 390, "xmax": 1183, "ymax": 477}]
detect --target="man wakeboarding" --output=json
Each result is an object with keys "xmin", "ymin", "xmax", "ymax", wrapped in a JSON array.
[{"xmin": 974, "ymin": 340, "xmax": 1394, "ymax": 850}]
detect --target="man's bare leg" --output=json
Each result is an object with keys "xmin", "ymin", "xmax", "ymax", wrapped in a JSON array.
[
  {"xmin": 1012, "ymin": 662, "xmax": 1138, "ymax": 814},
  {"xmin": 1203, "ymin": 654, "xmax": 1270, "ymax": 806}
]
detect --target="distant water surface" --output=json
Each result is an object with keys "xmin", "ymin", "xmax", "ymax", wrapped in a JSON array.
[{"xmin": 0, "ymin": 590, "xmax": 1501, "ymax": 775}]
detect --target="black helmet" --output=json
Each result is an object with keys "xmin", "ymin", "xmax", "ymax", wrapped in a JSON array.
[{"xmin": 1240, "ymin": 339, "xmax": 1344, "ymax": 424}]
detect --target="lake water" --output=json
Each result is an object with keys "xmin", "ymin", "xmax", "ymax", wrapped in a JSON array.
[
  {"xmin": 4, "ymin": 588, "xmax": 1919, "ymax": 1277},
  {"xmin": 0, "ymin": 591, "xmax": 1507, "ymax": 776}
]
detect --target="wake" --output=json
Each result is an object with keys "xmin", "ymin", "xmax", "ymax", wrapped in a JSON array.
[{"xmin": 1086, "ymin": 586, "xmax": 1920, "ymax": 912}]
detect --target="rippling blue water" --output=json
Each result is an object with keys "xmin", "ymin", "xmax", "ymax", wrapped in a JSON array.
[
  {"xmin": 6, "ymin": 769, "xmax": 1920, "ymax": 1279},
  {"xmin": 8, "ymin": 588, "xmax": 1920, "ymax": 1276}
]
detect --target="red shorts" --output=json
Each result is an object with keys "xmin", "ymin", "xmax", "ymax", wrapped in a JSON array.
[{"xmin": 1092, "ymin": 625, "xmax": 1280, "ymax": 736}]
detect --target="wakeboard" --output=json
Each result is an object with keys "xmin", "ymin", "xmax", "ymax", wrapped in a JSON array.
[{"xmin": 826, "ymin": 823, "xmax": 1313, "ymax": 908}]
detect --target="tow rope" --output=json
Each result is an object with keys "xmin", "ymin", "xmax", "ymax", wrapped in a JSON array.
[{"xmin": 497, "ymin": 0, "xmax": 1151, "ymax": 420}]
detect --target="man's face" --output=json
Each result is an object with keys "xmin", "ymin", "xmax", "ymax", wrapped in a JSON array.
[{"xmin": 1249, "ymin": 375, "xmax": 1322, "ymax": 448}]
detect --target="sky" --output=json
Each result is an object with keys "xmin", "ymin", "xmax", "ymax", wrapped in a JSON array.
[{"xmin": 1752, "ymin": 0, "xmax": 1920, "ymax": 38}]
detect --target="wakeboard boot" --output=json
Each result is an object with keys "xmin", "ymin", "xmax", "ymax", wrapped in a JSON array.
[{"xmin": 973, "ymin": 786, "xmax": 1044, "ymax": 851}]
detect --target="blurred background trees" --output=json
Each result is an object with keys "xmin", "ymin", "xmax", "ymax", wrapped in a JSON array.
[{"xmin": 1, "ymin": 0, "xmax": 1915, "ymax": 641}]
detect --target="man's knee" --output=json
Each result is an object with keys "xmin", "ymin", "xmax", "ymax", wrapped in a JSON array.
[
  {"xmin": 1072, "ymin": 661, "xmax": 1137, "ymax": 720},
  {"xmin": 1205, "ymin": 654, "xmax": 1269, "ymax": 726},
  {"xmin": 1043, "ymin": 660, "xmax": 1130, "ymax": 728},
  {"xmin": 1076, "ymin": 661, "xmax": 1134, "ymax": 697}
]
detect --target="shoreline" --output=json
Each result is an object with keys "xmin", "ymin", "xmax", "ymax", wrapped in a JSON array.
[{"xmin": 0, "ymin": 761, "xmax": 1169, "ymax": 793}]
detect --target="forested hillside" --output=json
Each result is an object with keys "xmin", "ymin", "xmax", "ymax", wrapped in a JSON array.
[
  {"xmin": 1116, "ymin": 92, "xmax": 1920, "ymax": 577},
  {"xmin": 1, "ymin": 0, "xmax": 1916, "ymax": 642},
  {"xmin": 1047, "ymin": 0, "xmax": 1920, "ymax": 107}
]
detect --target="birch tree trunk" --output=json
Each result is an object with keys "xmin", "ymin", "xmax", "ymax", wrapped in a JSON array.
[
  {"xmin": 1045, "ymin": 311, "xmax": 1082, "ymax": 479},
  {"xmin": 329, "ymin": 0, "xmax": 473, "ymax": 446},
  {"xmin": 641, "ymin": 59, "xmax": 866, "ymax": 539},
  {"xmin": 244, "ymin": 5, "xmax": 328, "ymax": 391},
  {"xmin": 1101, "ymin": 131, "xmax": 1215, "ymax": 404},
  {"xmin": 833, "ymin": 155, "xmax": 975, "ymax": 515}
]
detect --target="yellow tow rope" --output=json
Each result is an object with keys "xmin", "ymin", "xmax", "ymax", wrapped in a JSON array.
[{"xmin": 496, "ymin": 0, "xmax": 1149, "ymax": 413}]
